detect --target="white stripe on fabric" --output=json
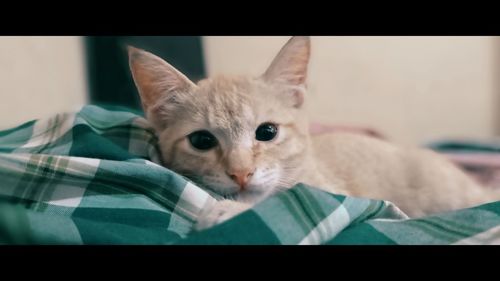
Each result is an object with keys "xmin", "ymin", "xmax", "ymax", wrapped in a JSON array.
[
  {"xmin": 46, "ymin": 158, "xmax": 100, "ymax": 208},
  {"xmin": 175, "ymin": 182, "xmax": 215, "ymax": 219},
  {"xmin": 21, "ymin": 113, "xmax": 75, "ymax": 149},
  {"xmin": 452, "ymin": 225, "xmax": 500, "ymax": 245},
  {"xmin": 299, "ymin": 204, "xmax": 350, "ymax": 245}
]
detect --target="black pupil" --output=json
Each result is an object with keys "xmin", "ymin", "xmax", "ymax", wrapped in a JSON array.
[
  {"xmin": 188, "ymin": 131, "xmax": 218, "ymax": 150},
  {"xmin": 256, "ymin": 123, "xmax": 278, "ymax": 141}
]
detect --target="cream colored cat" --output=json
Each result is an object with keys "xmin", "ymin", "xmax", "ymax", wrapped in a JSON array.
[{"xmin": 128, "ymin": 36, "xmax": 500, "ymax": 231}]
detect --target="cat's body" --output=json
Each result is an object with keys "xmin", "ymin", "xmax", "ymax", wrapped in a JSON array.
[
  {"xmin": 310, "ymin": 133, "xmax": 495, "ymax": 218},
  {"xmin": 128, "ymin": 36, "xmax": 500, "ymax": 231}
]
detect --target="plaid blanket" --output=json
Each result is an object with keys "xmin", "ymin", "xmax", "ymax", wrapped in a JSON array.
[{"xmin": 1, "ymin": 105, "xmax": 499, "ymax": 245}]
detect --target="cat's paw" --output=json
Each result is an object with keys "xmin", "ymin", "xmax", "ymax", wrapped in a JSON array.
[{"xmin": 194, "ymin": 200, "xmax": 251, "ymax": 231}]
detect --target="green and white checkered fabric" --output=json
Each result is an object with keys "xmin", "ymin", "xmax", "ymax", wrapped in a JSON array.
[{"xmin": 0, "ymin": 105, "xmax": 499, "ymax": 245}]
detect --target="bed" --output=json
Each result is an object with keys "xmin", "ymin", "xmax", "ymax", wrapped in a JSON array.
[{"xmin": 0, "ymin": 105, "xmax": 499, "ymax": 245}]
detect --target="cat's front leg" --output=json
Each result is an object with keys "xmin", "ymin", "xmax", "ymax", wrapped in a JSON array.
[{"xmin": 194, "ymin": 200, "xmax": 251, "ymax": 231}]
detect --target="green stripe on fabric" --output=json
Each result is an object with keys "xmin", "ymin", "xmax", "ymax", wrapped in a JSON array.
[
  {"xmin": 87, "ymin": 160, "xmax": 188, "ymax": 217},
  {"xmin": 69, "ymin": 125, "xmax": 138, "ymax": 160},
  {"xmin": 175, "ymin": 211, "xmax": 281, "ymax": 245},
  {"xmin": 73, "ymin": 208, "xmax": 181, "ymax": 245},
  {"xmin": 0, "ymin": 200, "xmax": 34, "ymax": 244},
  {"xmin": 26, "ymin": 211, "xmax": 83, "ymax": 244},
  {"xmin": 326, "ymin": 222, "xmax": 398, "ymax": 245},
  {"xmin": 0, "ymin": 120, "xmax": 36, "ymax": 152}
]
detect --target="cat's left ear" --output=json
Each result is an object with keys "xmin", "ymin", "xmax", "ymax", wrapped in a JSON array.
[{"xmin": 262, "ymin": 36, "xmax": 311, "ymax": 108}]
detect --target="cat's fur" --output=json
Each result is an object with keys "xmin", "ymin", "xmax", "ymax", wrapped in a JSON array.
[{"xmin": 128, "ymin": 36, "xmax": 500, "ymax": 230}]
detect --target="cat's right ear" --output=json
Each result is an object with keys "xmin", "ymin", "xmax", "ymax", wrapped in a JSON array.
[{"xmin": 128, "ymin": 46, "xmax": 196, "ymax": 112}]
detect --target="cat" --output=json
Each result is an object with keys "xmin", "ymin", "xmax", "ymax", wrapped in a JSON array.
[{"xmin": 128, "ymin": 36, "xmax": 500, "ymax": 231}]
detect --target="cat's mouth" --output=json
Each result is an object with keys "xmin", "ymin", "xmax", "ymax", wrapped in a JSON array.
[
  {"xmin": 206, "ymin": 184, "xmax": 271, "ymax": 202},
  {"xmin": 181, "ymin": 173, "xmax": 281, "ymax": 201},
  {"xmin": 188, "ymin": 178, "xmax": 250, "ymax": 198},
  {"xmin": 218, "ymin": 188, "xmax": 261, "ymax": 199}
]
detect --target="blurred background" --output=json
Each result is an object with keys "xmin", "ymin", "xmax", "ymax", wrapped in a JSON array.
[{"xmin": 0, "ymin": 36, "xmax": 499, "ymax": 146}]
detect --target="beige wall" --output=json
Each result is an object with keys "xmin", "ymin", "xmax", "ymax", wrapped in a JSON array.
[
  {"xmin": 0, "ymin": 36, "xmax": 497, "ymax": 146},
  {"xmin": 0, "ymin": 36, "xmax": 87, "ymax": 130},
  {"xmin": 203, "ymin": 36, "xmax": 499, "ymax": 145}
]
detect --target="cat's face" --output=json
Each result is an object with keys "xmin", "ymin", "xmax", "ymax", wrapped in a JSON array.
[{"xmin": 129, "ymin": 36, "xmax": 311, "ymax": 202}]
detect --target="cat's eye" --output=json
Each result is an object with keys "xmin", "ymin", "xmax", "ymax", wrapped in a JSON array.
[
  {"xmin": 188, "ymin": 130, "xmax": 218, "ymax": 151},
  {"xmin": 255, "ymin": 123, "xmax": 278, "ymax": 142}
]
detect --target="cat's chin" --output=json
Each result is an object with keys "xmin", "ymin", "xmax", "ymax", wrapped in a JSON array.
[
  {"xmin": 233, "ymin": 186, "xmax": 284, "ymax": 204},
  {"xmin": 234, "ymin": 190, "xmax": 267, "ymax": 204},
  {"xmin": 211, "ymin": 187, "xmax": 270, "ymax": 203},
  {"xmin": 201, "ymin": 181, "xmax": 284, "ymax": 203}
]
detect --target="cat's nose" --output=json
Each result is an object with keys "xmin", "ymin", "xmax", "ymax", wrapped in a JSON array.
[{"xmin": 227, "ymin": 169, "xmax": 255, "ymax": 190}]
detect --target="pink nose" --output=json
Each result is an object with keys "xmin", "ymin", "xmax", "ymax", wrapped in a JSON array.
[{"xmin": 227, "ymin": 169, "xmax": 255, "ymax": 190}]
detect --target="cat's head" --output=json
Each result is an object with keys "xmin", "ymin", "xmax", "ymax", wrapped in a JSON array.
[{"xmin": 128, "ymin": 36, "xmax": 312, "ymax": 202}]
